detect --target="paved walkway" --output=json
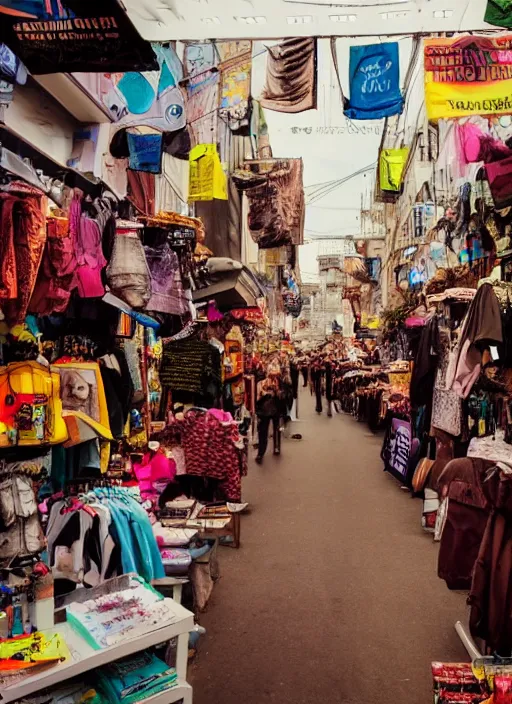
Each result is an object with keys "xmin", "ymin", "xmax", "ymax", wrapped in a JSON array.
[{"xmin": 192, "ymin": 389, "xmax": 468, "ymax": 704}]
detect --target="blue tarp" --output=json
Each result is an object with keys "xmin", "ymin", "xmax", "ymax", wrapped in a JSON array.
[{"xmin": 344, "ymin": 42, "xmax": 404, "ymax": 120}]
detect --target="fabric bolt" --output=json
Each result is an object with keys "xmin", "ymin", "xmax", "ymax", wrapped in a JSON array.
[
  {"xmin": 260, "ymin": 37, "xmax": 317, "ymax": 113},
  {"xmin": 0, "ymin": 192, "xmax": 46, "ymax": 325}
]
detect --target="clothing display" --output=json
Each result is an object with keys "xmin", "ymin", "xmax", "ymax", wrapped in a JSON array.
[
  {"xmin": 245, "ymin": 158, "xmax": 305, "ymax": 248},
  {"xmin": 66, "ymin": 577, "xmax": 172, "ymax": 649},
  {"xmin": 260, "ymin": 37, "xmax": 317, "ymax": 114},
  {"xmin": 46, "ymin": 487, "xmax": 164, "ymax": 589},
  {"xmin": 448, "ymin": 284, "xmax": 503, "ymax": 399},
  {"xmin": 166, "ymin": 410, "xmax": 246, "ymax": 501},
  {"xmin": 97, "ymin": 652, "xmax": 178, "ymax": 704}
]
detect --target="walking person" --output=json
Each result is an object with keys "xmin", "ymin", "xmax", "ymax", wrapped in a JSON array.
[
  {"xmin": 310, "ymin": 355, "xmax": 324, "ymax": 414},
  {"xmin": 255, "ymin": 357, "xmax": 287, "ymax": 464}
]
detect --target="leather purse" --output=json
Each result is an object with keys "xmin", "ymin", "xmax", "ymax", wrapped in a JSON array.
[{"xmin": 412, "ymin": 457, "xmax": 435, "ymax": 493}]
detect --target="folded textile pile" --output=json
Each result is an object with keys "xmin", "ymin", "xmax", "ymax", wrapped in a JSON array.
[
  {"xmin": 97, "ymin": 652, "xmax": 178, "ymax": 704},
  {"xmin": 66, "ymin": 576, "xmax": 177, "ymax": 649}
]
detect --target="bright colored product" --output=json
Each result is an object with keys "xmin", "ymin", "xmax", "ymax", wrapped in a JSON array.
[
  {"xmin": 379, "ymin": 148, "xmax": 409, "ymax": 192},
  {"xmin": 425, "ymin": 34, "xmax": 512, "ymax": 121},
  {"xmin": 188, "ymin": 144, "xmax": 228, "ymax": 202}
]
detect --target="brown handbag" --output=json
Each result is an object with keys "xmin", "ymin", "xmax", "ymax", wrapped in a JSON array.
[{"xmin": 412, "ymin": 457, "xmax": 435, "ymax": 493}]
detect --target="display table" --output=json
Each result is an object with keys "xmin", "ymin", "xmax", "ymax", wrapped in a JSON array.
[{"xmin": 0, "ymin": 599, "xmax": 194, "ymax": 704}]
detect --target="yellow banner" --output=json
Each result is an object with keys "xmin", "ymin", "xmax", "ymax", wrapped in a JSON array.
[{"xmin": 425, "ymin": 35, "xmax": 512, "ymax": 121}]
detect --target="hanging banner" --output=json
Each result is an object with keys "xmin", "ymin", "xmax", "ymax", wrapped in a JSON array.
[
  {"xmin": 425, "ymin": 35, "xmax": 512, "ymax": 121},
  {"xmin": 485, "ymin": 0, "xmax": 512, "ymax": 29},
  {"xmin": 218, "ymin": 47, "xmax": 252, "ymax": 133},
  {"xmin": 345, "ymin": 42, "xmax": 404, "ymax": 120},
  {"xmin": 379, "ymin": 147, "xmax": 409, "ymax": 192},
  {"xmin": 0, "ymin": 0, "xmax": 157, "ymax": 75}
]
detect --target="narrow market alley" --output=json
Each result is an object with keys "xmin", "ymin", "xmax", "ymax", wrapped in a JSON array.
[{"xmin": 193, "ymin": 390, "xmax": 468, "ymax": 704}]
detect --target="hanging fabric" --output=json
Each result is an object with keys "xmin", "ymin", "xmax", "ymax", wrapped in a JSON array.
[
  {"xmin": 106, "ymin": 222, "xmax": 151, "ymax": 309},
  {"xmin": 0, "ymin": 0, "xmax": 158, "ymax": 75},
  {"xmin": 188, "ymin": 144, "xmax": 228, "ymax": 202},
  {"xmin": 485, "ymin": 156, "xmax": 512, "ymax": 209},
  {"xmin": 379, "ymin": 148, "xmax": 409, "ymax": 192},
  {"xmin": 245, "ymin": 158, "xmax": 305, "ymax": 248},
  {"xmin": 0, "ymin": 189, "xmax": 47, "ymax": 326},
  {"xmin": 260, "ymin": 37, "xmax": 317, "ymax": 114},
  {"xmin": 484, "ymin": 0, "xmax": 512, "ymax": 27},
  {"xmin": 218, "ymin": 42, "xmax": 252, "ymax": 132},
  {"xmin": 127, "ymin": 132, "xmax": 164, "ymax": 174},
  {"xmin": 344, "ymin": 42, "xmax": 404, "ymax": 120}
]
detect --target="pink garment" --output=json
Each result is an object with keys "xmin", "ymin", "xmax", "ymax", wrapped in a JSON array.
[
  {"xmin": 457, "ymin": 123, "xmax": 484, "ymax": 164},
  {"xmin": 207, "ymin": 301, "xmax": 224, "ymax": 322},
  {"xmin": 69, "ymin": 190, "xmax": 107, "ymax": 298},
  {"xmin": 134, "ymin": 451, "xmax": 176, "ymax": 497},
  {"xmin": 207, "ymin": 408, "xmax": 233, "ymax": 423},
  {"xmin": 447, "ymin": 339, "xmax": 482, "ymax": 400}
]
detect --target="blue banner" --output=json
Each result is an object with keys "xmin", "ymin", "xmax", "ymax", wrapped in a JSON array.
[{"xmin": 345, "ymin": 42, "xmax": 404, "ymax": 120}]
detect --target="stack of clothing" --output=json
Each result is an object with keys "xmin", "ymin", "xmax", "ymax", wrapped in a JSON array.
[
  {"xmin": 66, "ymin": 576, "xmax": 175, "ymax": 649},
  {"xmin": 97, "ymin": 652, "xmax": 178, "ymax": 704}
]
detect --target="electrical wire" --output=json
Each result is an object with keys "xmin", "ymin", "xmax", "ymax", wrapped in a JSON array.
[{"xmin": 306, "ymin": 163, "xmax": 376, "ymax": 205}]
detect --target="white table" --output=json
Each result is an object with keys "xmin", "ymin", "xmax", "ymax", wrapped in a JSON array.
[{"xmin": 0, "ymin": 599, "xmax": 194, "ymax": 704}]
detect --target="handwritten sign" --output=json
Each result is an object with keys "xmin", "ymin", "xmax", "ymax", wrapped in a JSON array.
[
  {"xmin": 425, "ymin": 34, "xmax": 512, "ymax": 120},
  {"xmin": 289, "ymin": 124, "xmax": 381, "ymax": 136}
]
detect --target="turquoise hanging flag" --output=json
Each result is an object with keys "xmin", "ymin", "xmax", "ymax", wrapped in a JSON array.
[{"xmin": 344, "ymin": 42, "xmax": 404, "ymax": 120}]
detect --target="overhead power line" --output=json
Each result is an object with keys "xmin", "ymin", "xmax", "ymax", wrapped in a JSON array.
[{"xmin": 305, "ymin": 162, "xmax": 377, "ymax": 205}]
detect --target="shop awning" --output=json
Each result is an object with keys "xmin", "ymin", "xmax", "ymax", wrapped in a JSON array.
[{"xmin": 193, "ymin": 261, "xmax": 266, "ymax": 312}]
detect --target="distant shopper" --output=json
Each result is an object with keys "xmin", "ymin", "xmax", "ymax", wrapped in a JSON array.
[
  {"xmin": 255, "ymin": 358, "xmax": 287, "ymax": 464},
  {"xmin": 310, "ymin": 355, "xmax": 324, "ymax": 414}
]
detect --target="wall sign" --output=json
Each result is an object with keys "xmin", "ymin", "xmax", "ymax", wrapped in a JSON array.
[
  {"xmin": 425, "ymin": 34, "xmax": 512, "ymax": 120},
  {"xmin": 0, "ymin": 0, "xmax": 157, "ymax": 74}
]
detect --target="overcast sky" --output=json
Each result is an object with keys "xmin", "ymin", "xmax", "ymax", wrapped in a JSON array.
[{"xmin": 251, "ymin": 37, "xmax": 412, "ymax": 281}]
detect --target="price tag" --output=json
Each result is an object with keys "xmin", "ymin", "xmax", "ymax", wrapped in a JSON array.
[{"xmin": 490, "ymin": 346, "xmax": 500, "ymax": 361}]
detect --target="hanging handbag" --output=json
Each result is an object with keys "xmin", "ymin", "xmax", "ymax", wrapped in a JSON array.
[{"xmin": 106, "ymin": 222, "xmax": 151, "ymax": 309}]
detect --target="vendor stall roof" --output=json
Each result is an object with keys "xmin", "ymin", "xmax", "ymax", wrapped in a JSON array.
[
  {"xmin": 122, "ymin": 0, "xmax": 491, "ymax": 42},
  {"xmin": 193, "ymin": 265, "xmax": 266, "ymax": 312}
]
